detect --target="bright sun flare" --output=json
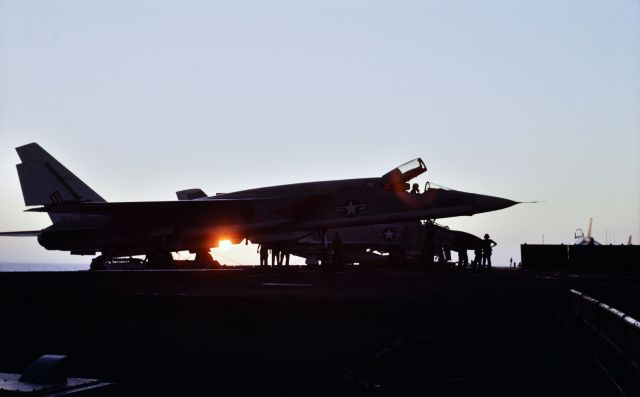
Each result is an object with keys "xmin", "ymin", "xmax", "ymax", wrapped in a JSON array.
[{"xmin": 218, "ymin": 240, "xmax": 233, "ymax": 250}]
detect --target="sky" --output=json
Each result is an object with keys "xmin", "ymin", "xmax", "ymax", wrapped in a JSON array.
[{"xmin": 0, "ymin": 0, "xmax": 639, "ymax": 268}]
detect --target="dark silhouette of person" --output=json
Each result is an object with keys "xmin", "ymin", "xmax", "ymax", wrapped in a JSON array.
[
  {"xmin": 472, "ymin": 243, "xmax": 482, "ymax": 270},
  {"xmin": 410, "ymin": 183, "xmax": 420, "ymax": 194},
  {"xmin": 423, "ymin": 221, "xmax": 434, "ymax": 268},
  {"xmin": 436, "ymin": 247, "xmax": 448, "ymax": 264},
  {"xmin": 458, "ymin": 249, "xmax": 469, "ymax": 268},
  {"xmin": 277, "ymin": 249, "xmax": 283, "ymax": 266},
  {"xmin": 259, "ymin": 245, "xmax": 269, "ymax": 267},
  {"xmin": 277, "ymin": 249, "xmax": 290, "ymax": 266},
  {"xmin": 481, "ymin": 234, "xmax": 497, "ymax": 269},
  {"xmin": 332, "ymin": 233, "xmax": 344, "ymax": 269}
]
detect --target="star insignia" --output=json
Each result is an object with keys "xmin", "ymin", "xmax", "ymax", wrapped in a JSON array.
[
  {"xmin": 383, "ymin": 228, "xmax": 395, "ymax": 241},
  {"xmin": 335, "ymin": 200, "xmax": 368, "ymax": 217},
  {"xmin": 377, "ymin": 227, "xmax": 397, "ymax": 241},
  {"xmin": 345, "ymin": 201, "xmax": 358, "ymax": 216}
]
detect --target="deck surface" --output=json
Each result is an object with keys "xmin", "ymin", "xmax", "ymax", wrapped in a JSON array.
[{"xmin": 1, "ymin": 267, "xmax": 639, "ymax": 396}]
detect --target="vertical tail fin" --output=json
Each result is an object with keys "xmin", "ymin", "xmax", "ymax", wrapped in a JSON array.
[{"xmin": 15, "ymin": 143, "xmax": 105, "ymax": 223}]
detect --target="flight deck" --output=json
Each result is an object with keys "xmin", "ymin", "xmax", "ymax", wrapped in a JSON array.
[{"xmin": 1, "ymin": 267, "xmax": 639, "ymax": 396}]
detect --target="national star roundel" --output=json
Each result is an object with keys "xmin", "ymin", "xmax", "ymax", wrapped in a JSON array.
[
  {"xmin": 377, "ymin": 227, "xmax": 398, "ymax": 241},
  {"xmin": 335, "ymin": 199, "xmax": 368, "ymax": 217}
]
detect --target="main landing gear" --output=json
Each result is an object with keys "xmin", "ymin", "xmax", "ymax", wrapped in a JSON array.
[
  {"xmin": 145, "ymin": 252, "xmax": 174, "ymax": 269},
  {"xmin": 89, "ymin": 255, "xmax": 146, "ymax": 270},
  {"xmin": 89, "ymin": 249, "xmax": 219, "ymax": 270}
]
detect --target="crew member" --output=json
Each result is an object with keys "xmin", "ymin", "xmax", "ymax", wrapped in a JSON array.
[
  {"xmin": 332, "ymin": 233, "xmax": 344, "ymax": 269},
  {"xmin": 259, "ymin": 245, "xmax": 269, "ymax": 267},
  {"xmin": 271, "ymin": 246, "xmax": 279, "ymax": 267},
  {"xmin": 423, "ymin": 221, "xmax": 434, "ymax": 268},
  {"xmin": 481, "ymin": 234, "xmax": 497, "ymax": 269},
  {"xmin": 473, "ymin": 243, "xmax": 482, "ymax": 270},
  {"xmin": 278, "ymin": 249, "xmax": 284, "ymax": 266},
  {"xmin": 458, "ymin": 249, "xmax": 469, "ymax": 268}
]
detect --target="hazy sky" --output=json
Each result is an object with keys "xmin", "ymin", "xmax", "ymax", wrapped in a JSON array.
[{"xmin": 1, "ymin": 1, "xmax": 638, "ymax": 267}]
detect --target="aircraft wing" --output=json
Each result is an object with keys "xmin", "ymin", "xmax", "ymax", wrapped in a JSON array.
[
  {"xmin": 25, "ymin": 194, "xmax": 328, "ymax": 220},
  {"xmin": 25, "ymin": 202, "xmax": 258, "ymax": 226}
]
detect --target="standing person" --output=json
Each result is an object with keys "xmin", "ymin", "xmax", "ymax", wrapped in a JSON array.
[
  {"xmin": 271, "ymin": 246, "xmax": 278, "ymax": 267},
  {"xmin": 458, "ymin": 249, "xmax": 469, "ymax": 268},
  {"xmin": 277, "ymin": 249, "xmax": 285, "ymax": 266},
  {"xmin": 259, "ymin": 245, "xmax": 269, "ymax": 267},
  {"xmin": 472, "ymin": 243, "xmax": 482, "ymax": 270},
  {"xmin": 332, "ymin": 233, "xmax": 344, "ymax": 269},
  {"xmin": 423, "ymin": 221, "xmax": 434, "ymax": 268},
  {"xmin": 481, "ymin": 234, "xmax": 497, "ymax": 269}
]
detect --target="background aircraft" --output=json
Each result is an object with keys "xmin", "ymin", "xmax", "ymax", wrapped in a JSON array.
[
  {"xmin": 250, "ymin": 221, "xmax": 483, "ymax": 267},
  {"xmin": 178, "ymin": 190, "xmax": 485, "ymax": 268},
  {"xmin": 574, "ymin": 218, "xmax": 634, "ymax": 246},
  {"xmin": 574, "ymin": 218, "xmax": 601, "ymax": 245},
  {"xmin": 1, "ymin": 143, "xmax": 517, "ymax": 269}
]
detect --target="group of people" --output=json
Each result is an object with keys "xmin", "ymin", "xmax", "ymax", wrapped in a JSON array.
[
  {"xmin": 257, "ymin": 231, "xmax": 505, "ymax": 270},
  {"xmin": 458, "ymin": 233, "xmax": 497, "ymax": 270},
  {"xmin": 258, "ymin": 244, "xmax": 291, "ymax": 267},
  {"xmin": 258, "ymin": 232, "xmax": 347, "ymax": 269}
]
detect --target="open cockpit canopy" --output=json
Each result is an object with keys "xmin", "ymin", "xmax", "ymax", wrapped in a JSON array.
[{"xmin": 381, "ymin": 158, "xmax": 427, "ymax": 191}]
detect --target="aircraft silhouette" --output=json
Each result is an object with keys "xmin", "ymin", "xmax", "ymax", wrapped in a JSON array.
[
  {"xmin": 251, "ymin": 221, "xmax": 483, "ymax": 267},
  {"xmin": 1, "ymin": 143, "xmax": 518, "ymax": 268},
  {"xmin": 574, "ymin": 218, "xmax": 601, "ymax": 245}
]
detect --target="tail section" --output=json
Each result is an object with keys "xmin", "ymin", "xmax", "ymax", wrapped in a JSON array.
[{"xmin": 15, "ymin": 143, "xmax": 105, "ymax": 223}]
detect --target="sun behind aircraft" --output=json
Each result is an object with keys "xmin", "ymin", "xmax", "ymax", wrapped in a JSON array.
[{"xmin": 1, "ymin": 143, "xmax": 518, "ymax": 269}]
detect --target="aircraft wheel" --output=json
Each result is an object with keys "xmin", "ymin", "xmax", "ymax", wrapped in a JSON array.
[
  {"xmin": 194, "ymin": 249, "xmax": 213, "ymax": 264},
  {"xmin": 90, "ymin": 256, "xmax": 106, "ymax": 271},
  {"xmin": 147, "ymin": 252, "xmax": 174, "ymax": 269}
]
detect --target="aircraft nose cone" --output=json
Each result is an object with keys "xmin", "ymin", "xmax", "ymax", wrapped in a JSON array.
[{"xmin": 473, "ymin": 194, "xmax": 519, "ymax": 213}]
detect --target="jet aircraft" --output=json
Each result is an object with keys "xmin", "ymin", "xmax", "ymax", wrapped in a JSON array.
[
  {"xmin": 250, "ymin": 221, "xmax": 483, "ymax": 267},
  {"xmin": 1, "ymin": 143, "xmax": 518, "ymax": 268},
  {"xmin": 574, "ymin": 218, "xmax": 601, "ymax": 245}
]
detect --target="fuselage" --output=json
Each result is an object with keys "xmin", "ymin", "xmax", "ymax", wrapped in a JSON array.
[{"xmin": 39, "ymin": 178, "xmax": 514, "ymax": 257}]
